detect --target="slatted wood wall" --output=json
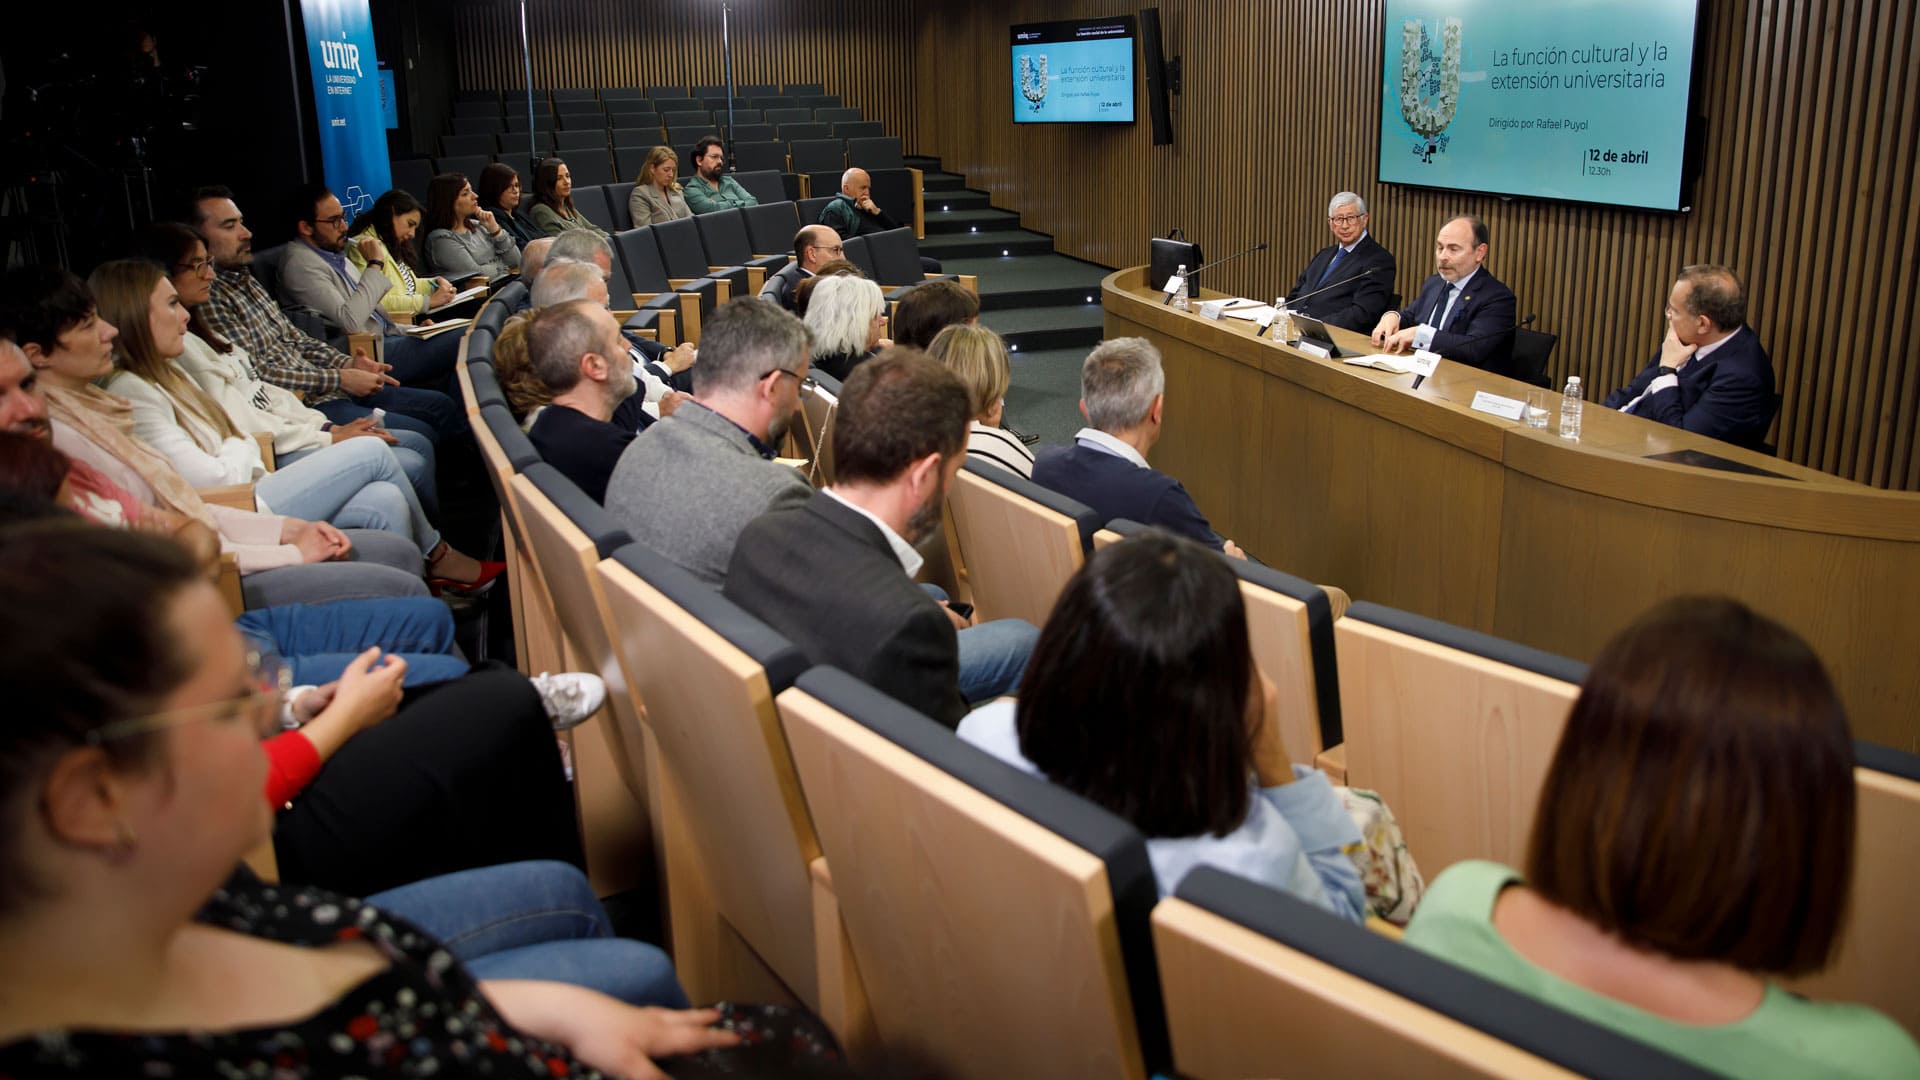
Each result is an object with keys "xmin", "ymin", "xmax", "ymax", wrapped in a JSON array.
[{"xmin": 454, "ymin": 0, "xmax": 1919, "ymax": 488}]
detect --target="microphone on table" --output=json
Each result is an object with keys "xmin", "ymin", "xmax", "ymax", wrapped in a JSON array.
[
  {"xmin": 1258, "ymin": 267, "xmax": 1379, "ymax": 337},
  {"xmin": 1410, "ymin": 313, "xmax": 1536, "ymax": 390},
  {"xmin": 1165, "ymin": 241, "xmax": 1268, "ymax": 304}
]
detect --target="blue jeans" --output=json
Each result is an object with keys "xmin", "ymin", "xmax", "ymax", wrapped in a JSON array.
[
  {"xmin": 382, "ymin": 331, "xmax": 460, "ymax": 391},
  {"xmin": 922, "ymin": 584, "xmax": 1038, "ymax": 703},
  {"xmin": 254, "ymin": 436, "xmax": 439, "ymax": 556},
  {"xmin": 279, "ymin": 428, "xmax": 438, "ymax": 521},
  {"xmin": 323, "ymin": 384, "xmax": 468, "ymax": 444},
  {"xmin": 235, "ymin": 597, "xmax": 469, "ymax": 687},
  {"xmin": 366, "ymin": 861, "xmax": 687, "ymax": 1008}
]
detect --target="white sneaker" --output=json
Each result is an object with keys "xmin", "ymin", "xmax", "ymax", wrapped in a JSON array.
[{"xmin": 531, "ymin": 672, "xmax": 606, "ymax": 731}]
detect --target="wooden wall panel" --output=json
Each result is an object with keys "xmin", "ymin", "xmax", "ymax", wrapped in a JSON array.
[
  {"xmin": 452, "ymin": 0, "xmax": 921, "ymax": 149},
  {"xmin": 911, "ymin": 0, "xmax": 1920, "ymax": 490}
]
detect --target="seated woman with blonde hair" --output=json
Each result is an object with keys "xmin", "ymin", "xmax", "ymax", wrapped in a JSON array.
[
  {"xmin": 628, "ymin": 146, "xmax": 693, "ymax": 226},
  {"xmin": 926, "ymin": 323, "xmax": 1033, "ymax": 478},
  {"xmin": 1405, "ymin": 597, "xmax": 1920, "ymax": 1078}
]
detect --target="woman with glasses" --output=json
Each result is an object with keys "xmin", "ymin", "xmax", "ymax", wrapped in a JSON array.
[
  {"xmin": 0, "ymin": 522, "xmax": 740, "ymax": 1075},
  {"xmin": 477, "ymin": 162, "xmax": 543, "ymax": 252},
  {"xmin": 423, "ymin": 172, "xmax": 520, "ymax": 285}
]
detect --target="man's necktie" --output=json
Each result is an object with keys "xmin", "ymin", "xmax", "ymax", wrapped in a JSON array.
[{"xmin": 1317, "ymin": 246, "xmax": 1347, "ymax": 285}]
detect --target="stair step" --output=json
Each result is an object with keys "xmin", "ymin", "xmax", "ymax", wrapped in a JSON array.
[
  {"xmin": 920, "ymin": 229, "xmax": 1055, "ymax": 260},
  {"xmin": 940, "ymin": 253, "xmax": 1112, "ymax": 310},
  {"xmin": 981, "ymin": 304, "xmax": 1106, "ymax": 353},
  {"xmin": 924, "ymin": 189, "xmax": 993, "ymax": 212},
  {"xmin": 924, "ymin": 208, "xmax": 1021, "ymax": 235},
  {"xmin": 905, "ymin": 154, "xmax": 943, "ymax": 172}
]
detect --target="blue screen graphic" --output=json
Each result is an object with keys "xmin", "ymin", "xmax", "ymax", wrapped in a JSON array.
[{"xmin": 1011, "ymin": 18, "xmax": 1136, "ymax": 124}]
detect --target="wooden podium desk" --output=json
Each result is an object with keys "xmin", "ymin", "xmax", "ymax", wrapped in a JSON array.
[{"xmin": 1101, "ymin": 266, "xmax": 1920, "ymax": 750}]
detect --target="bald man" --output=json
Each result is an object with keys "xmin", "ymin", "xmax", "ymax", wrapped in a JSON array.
[
  {"xmin": 760, "ymin": 225, "xmax": 843, "ymax": 312},
  {"xmin": 820, "ymin": 168, "xmax": 942, "ymax": 273}
]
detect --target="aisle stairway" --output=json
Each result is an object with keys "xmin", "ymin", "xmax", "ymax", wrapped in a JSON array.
[{"xmin": 908, "ymin": 156, "xmax": 1109, "ymax": 445}]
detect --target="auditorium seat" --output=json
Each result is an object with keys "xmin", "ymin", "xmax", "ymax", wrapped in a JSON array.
[
  {"xmin": 866, "ymin": 168, "xmax": 918, "ymax": 229},
  {"xmin": 947, "ymin": 456, "xmax": 1100, "ymax": 626},
  {"xmin": 550, "ymin": 87, "xmax": 598, "ymax": 102},
  {"xmin": 473, "ymin": 401, "xmax": 564, "ymax": 680},
  {"xmin": 495, "ymin": 130, "xmax": 556, "ymax": 156},
  {"xmin": 796, "ymin": 94, "xmax": 841, "ymax": 109},
  {"xmin": 434, "ymin": 154, "xmax": 494, "ymax": 181},
  {"xmin": 666, "ymin": 124, "xmax": 718, "ymax": 147},
  {"xmin": 554, "ymin": 129, "xmax": 607, "ymax": 153},
  {"xmin": 454, "ymin": 89, "xmax": 498, "ymax": 104},
  {"xmin": 1512, "ymin": 326, "xmax": 1558, "ymax": 388},
  {"xmin": 605, "ymin": 182, "xmax": 636, "ymax": 230},
  {"xmin": 1333, "ymin": 601, "xmax": 1585, "ymax": 872},
  {"xmin": 777, "ymin": 666, "xmax": 1168, "ymax": 1079},
  {"xmin": 847, "ymin": 136, "xmax": 904, "ymax": 170},
  {"xmin": 750, "ymin": 96, "xmax": 796, "ymax": 111},
  {"xmin": 614, "ymin": 226, "xmax": 718, "ymax": 342},
  {"xmin": 643, "ymin": 83, "xmax": 687, "ymax": 98},
  {"xmin": 781, "ymin": 123, "xmax": 834, "ymax": 145},
  {"xmin": 831, "ymin": 120, "xmax": 884, "ymax": 139},
  {"xmin": 610, "ymin": 127, "xmax": 659, "ymax": 150},
  {"xmin": 450, "ymin": 116, "xmax": 506, "ymax": 136},
  {"xmin": 649, "ymin": 98, "xmax": 700, "ymax": 116},
  {"xmin": 812, "ymin": 106, "xmax": 861, "ymax": 124},
  {"xmin": 731, "ymin": 140, "xmax": 788, "ymax": 174},
  {"xmin": 690, "ymin": 85, "xmax": 728, "ymax": 98},
  {"xmin": 797, "ymin": 195, "xmax": 836, "ymax": 227},
  {"xmin": 839, "ymin": 236, "xmax": 878, "ymax": 280},
  {"xmin": 787, "ymin": 370, "xmax": 840, "ymax": 487},
  {"xmin": 593, "ymin": 544, "xmax": 856, "ymax": 1019},
  {"xmin": 726, "ymin": 122, "xmax": 777, "ymax": 143},
  {"xmin": 693, "ymin": 210, "xmax": 789, "ymax": 283},
  {"xmin": 504, "ymin": 114, "xmax": 560, "ymax": 133},
  {"xmin": 737, "ymin": 83, "xmax": 779, "ymax": 97},
  {"xmin": 563, "ymin": 151, "xmax": 618, "ymax": 188},
  {"xmin": 742, "ymin": 201, "xmax": 803, "ymax": 254},
  {"xmin": 453, "ymin": 100, "xmax": 501, "ymax": 118},
  {"xmin": 475, "ymin": 282, "xmax": 523, "ymax": 334},
  {"xmin": 512, "ymin": 464, "xmax": 656, "ymax": 896},
  {"xmin": 783, "ymin": 82, "xmax": 826, "ymax": 95},
  {"xmin": 613, "ymin": 146, "xmax": 652, "ymax": 183},
  {"xmin": 764, "ymin": 107, "xmax": 812, "ymax": 127},
  {"xmin": 1154, "ymin": 867, "xmax": 1716, "ymax": 1080},
  {"xmin": 788, "ymin": 139, "xmax": 846, "ymax": 177},
  {"xmin": 570, "ymin": 184, "xmax": 618, "ymax": 233},
  {"xmin": 730, "ymin": 169, "xmax": 789, "ymax": 207},
  {"xmin": 389, "ymin": 159, "xmax": 434, "ymax": 200},
  {"xmin": 559, "ymin": 113, "xmax": 608, "ymax": 131},
  {"xmin": 866, "ymin": 228, "xmax": 957, "ymax": 291},
  {"xmin": 712, "ymin": 107, "xmax": 761, "ymax": 124},
  {"xmin": 439, "ymin": 133, "xmax": 498, "ymax": 158},
  {"xmin": 601, "ymin": 87, "xmax": 648, "ymax": 104},
  {"xmin": 1097, "ymin": 518, "xmax": 1343, "ymax": 767},
  {"xmin": 463, "ymin": 352, "xmax": 503, "ymax": 416},
  {"xmin": 608, "ymin": 113, "xmax": 658, "ymax": 135},
  {"xmin": 654, "ymin": 216, "xmax": 755, "ymax": 296}
]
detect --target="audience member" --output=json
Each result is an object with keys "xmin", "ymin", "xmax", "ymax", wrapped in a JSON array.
[
  {"xmin": 629, "ymin": 145, "xmax": 693, "ymax": 225},
  {"xmin": 525, "ymin": 299, "xmax": 644, "ymax": 502},
  {"xmin": 790, "ymin": 258, "xmax": 863, "ymax": 319},
  {"xmin": 477, "ymin": 161, "xmax": 543, "ymax": 251},
  {"xmin": 760, "ymin": 224, "xmax": 841, "ymax": 311},
  {"xmin": 1033, "ymin": 337, "xmax": 1246, "ymax": 558},
  {"xmin": 959, "ymin": 530, "xmax": 1365, "ymax": 916},
  {"xmin": 926, "ymin": 324, "xmax": 1032, "ymax": 478},
  {"xmin": 890, "ymin": 278, "xmax": 979, "ymax": 350},
  {"xmin": 0, "ymin": 522, "xmax": 746, "ymax": 1075},
  {"xmin": 89, "ymin": 259, "xmax": 493, "ymax": 586},
  {"xmin": 345, "ymin": 189, "xmax": 458, "ymax": 322},
  {"xmin": 130, "ymin": 221, "xmax": 438, "ymax": 509},
  {"xmin": 681, "ymin": 136, "xmax": 758, "ymax": 214},
  {"xmin": 189, "ymin": 187, "xmax": 464, "ymax": 445},
  {"xmin": 806, "ymin": 274, "xmax": 887, "ymax": 381},
  {"xmin": 526, "ymin": 157, "xmax": 609, "ymax": 238},
  {"xmin": 1370, "ymin": 214, "xmax": 1518, "ymax": 376},
  {"xmin": 819, "ymin": 168, "xmax": 941, "ymax": 272},
  {"xmin": 1286, "ymin": 191, "xmax": 1396, "ymax": 332},
  {"xmin": 535, "ymin": 243, "xmax": 693, "ymax": 417},
  {"xmin": 424, "ymin": 172, "xmax": 520, "ymax": 283},
  {"xmin": 1405, "ymin": 596, "xmax": 1920, "ymax": 1077},
  {"xmin": 0, "ymin": 271, "xmax": 440, "ymax": 606},
  {"xmin": 277, "ymin": 183, "xmax": 462, "ymax": 392},
  {"xmin": 493, "ymin": 312, "xmax": 551, "ymax": 426},
  {"xmin": 514, "ymin": 236, "xmax": 556, "ymax": 305},
  {"xmin": 1602, "ymin": 264, "xmax": 1776, "ymax": 449},
  {"xmin": 607, "ymin": 297, "xmax": 813, "ymax": 586},
  {"xmin": 726, "ymin": 349, "xmax": 1037, "ymax": 727}
]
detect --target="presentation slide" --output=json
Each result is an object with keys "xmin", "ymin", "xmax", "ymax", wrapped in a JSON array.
[
  {"xmin": 1010, "ymin": 17, "xmax": 1136, "ymax": 124},
  {"xmin": 1379, "ymin": 0, "xmax": 1699, "ymax": 211}
]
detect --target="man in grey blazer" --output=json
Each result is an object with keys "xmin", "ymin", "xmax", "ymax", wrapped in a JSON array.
[{"xmin": 604, "ymin": 297, "xmax": 814, "ymax": 587}]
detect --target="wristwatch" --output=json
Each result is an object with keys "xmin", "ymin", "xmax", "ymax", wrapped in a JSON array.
[
  {"xmin": 1657, "ymin": 365, "xmax": 1679, "ymax": 377},
  {"xmin": 367, "ymin": 258, "xmax": 385, "ymax": 270}
]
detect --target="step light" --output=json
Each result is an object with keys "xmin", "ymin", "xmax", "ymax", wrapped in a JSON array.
[{"xmin": 1002, "ymin": 249, "xmax": 1009, "ymax": 256}]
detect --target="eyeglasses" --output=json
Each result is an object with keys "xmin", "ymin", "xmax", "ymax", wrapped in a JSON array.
[
  {"xmin": 175, "ymin": 257, "xmax": 213, "ymax": 275},
  {"xmin": 760, "ymin": 367, "xmax": 806, "ymax": 385},
  {"xmin": 811, "ymin": 243, "xmax": 845, "ymax": 255},
  {"xmin": 86, "ymin": 647, "xmax": 289, "ymax": 745},
  {"xmin": 1328, "ymin": 214, "xmax": 1364, "ymax": 225},
  {"xmin": 314, "ymin": 214, "xmax": 348, "ymax": 227}
]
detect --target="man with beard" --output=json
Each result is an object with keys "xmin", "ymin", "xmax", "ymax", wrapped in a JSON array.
[
  {"xmin": 724, "ymin": 347, "xmax": 1037, "ymax": 728},
  {"xmin": 523, "ymin": 299, "xmax": 642, "ymax": 503},
  {"xmin": 606, "ymin": 298, "xmax": 811, "ymax": 585},
  {"xmin": 1033, "ymin": 337, "xmax": 1247, "ymax": 559},
  {"xmin": 1369, "ymin": 214, "xmax": 1519, "ymax": 376}
]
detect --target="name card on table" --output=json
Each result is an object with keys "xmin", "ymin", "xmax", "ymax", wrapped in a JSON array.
[
  {"xmin": 1296, "ymin": 340, "xmax": 1332, "ymax": 359},
  {"xmin": 1470, "ymin": 391, "xmax": 1527, "ymax": 421},
  {"xmin": 1162, "ymin": 274, "xmax": 1185, "ymax": 296},
  {"xmin": 1410, "ymin": 349, "xmax": 1443, "ymax": 379}
]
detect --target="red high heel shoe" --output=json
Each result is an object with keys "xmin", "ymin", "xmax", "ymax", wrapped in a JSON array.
[{"xmin": 426, "ymin": 541, "xmax": 507, "ymax": 595}]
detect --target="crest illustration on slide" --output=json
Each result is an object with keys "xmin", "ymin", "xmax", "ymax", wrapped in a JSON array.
[
  {"xmin": 1018, "ymin": 54, "xmax": 1050, "ymax": 112},
  {"xmin": 1399, "ymin": 16, "xmax": 1461, "ymax": 162}
]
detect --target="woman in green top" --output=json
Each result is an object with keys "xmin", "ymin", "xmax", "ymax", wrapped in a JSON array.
[
  {"xmin": 525, "ymin": 157, "xmax": 609, "ymax": 239},
  {"xmin": 1405, "ymin": 597, "xmax": 1920, "ymax": 1079}
]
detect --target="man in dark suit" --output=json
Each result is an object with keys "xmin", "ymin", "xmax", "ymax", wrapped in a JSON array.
[
  {"xmin": 1603, "ymin": 265, "xmax": 1776, "ymax": 449},
  {"xmin": 758, "ymin": 224, "xmax": 841, "ymax": 311},
  {"xmin": 725, "ymin": 350, "xmax": 1036, "ymax": 728},
  {"xmin": 1286, "ymin": 192, "xmax": 1396, "ymax": 332},
  {"xmin": 1371, "ymin": 215, "xmax": 1519, "ymax": 376},
  {"xmin": 1032, "ymin": 338, "xmax": 1247, "ymax": 560}
]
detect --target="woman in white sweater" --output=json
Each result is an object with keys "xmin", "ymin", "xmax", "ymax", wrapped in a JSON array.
[{"xmin": 90, "ymin": 258, "xmax": 497, "ymax": 589}]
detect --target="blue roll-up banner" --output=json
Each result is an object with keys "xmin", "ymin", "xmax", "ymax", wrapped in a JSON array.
[{"xmin": 302, "ymin": 0, "xmax": 391, "ymax": 217}]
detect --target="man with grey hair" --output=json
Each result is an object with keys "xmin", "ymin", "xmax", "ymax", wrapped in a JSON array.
[
  {"xmin": 1601, "ymin": 264, "xmax": 1775, "ymax": 449},
  {"xmin": 760, "ymin": 224, "xmax": 842, "ymax": 311},
  {"xmin": 820, "ymin": 167, "xmax": 942, "ymax": 273},
  {"xmin": 1285, "ymin": 191, "xmax": 1396, "ymax": 331},
  {"xmin": 510, "ymin": 237, "xmax": 555, "ymax": 313},
  {"xmin": 524, "ymin": 299, "xmax": 641, "ymax": 502},
  {"xmin": 1032, "ymin": 337, "xmax": 1246, "ymax": 559},
  {"xmin": 534, "ymin": 243, "xmax": 695, "ymax": 419},
  {"xmin": 605, "ymin": 298, "xmax": 816, "ymax": 586}
]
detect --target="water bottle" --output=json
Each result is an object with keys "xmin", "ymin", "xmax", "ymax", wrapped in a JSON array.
[
  {"xmin": 1559, "ymin": 376, "xmax": 1583, "ymax": 440},
  {"xmin": 1171, "ymin": 263, "xmax": 1190, "ymax": 311}
]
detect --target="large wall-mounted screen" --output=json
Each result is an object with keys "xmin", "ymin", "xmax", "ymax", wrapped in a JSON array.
[{"xmin": 1011, "ymin": 16, "xmax": 1137, "ymax": 125}]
